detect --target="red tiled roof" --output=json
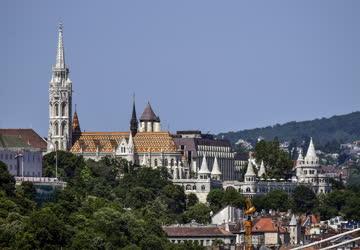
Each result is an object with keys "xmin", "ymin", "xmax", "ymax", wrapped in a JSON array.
[
  {"xmin": 163, "ymin": 226, "xmax": 234, "ymax": 237},
  {"xmin": 252, "ymin": 218, "xmax": 279, "ymax": 233},
  {"xmin": 0, "ymin": 129, "xmax": 47, "ymax": 151}
]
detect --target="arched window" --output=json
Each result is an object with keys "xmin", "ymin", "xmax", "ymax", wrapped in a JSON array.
[
  {"xmin": 55, "ymin": 103, "xmax": 59, "ymax": 116},
  {"xmin": 154, "ymin": 159, "xmax": 158, "ymax": 167},
  {"xmin": 186, "ymin": 184, "xmax": 191, "ymax": 190},
  {"xmin": 55, "ymin": 141, "xmax": 59, "ymax": 150},
  {"xmin": 61, "ymin": 122, "xmax": 66, "ymax": 136},
  {"xmin": 170, "ymin": 159, "xmax": 174, "ymax": 167},
  {"xmin": 164, "ymin": 159, "xmax": 168, "ymax": 166},
  {"xmin": 246, "ymin": 187, "xmax": 251, "ymax": 192},
  {"xmin": 61, "ymin": 102, "xmax": 66, "ymax": 116},
  {"xmin": 54, "ymin": 123, "xmax": 59, "ymax": 135},
  {"xmin": 193, "ymin": 185, "xmax": 196, "ymax": 190},
  {"xmin": 201, "ymin": 185, "xmax": 206, "ymax": 191}
]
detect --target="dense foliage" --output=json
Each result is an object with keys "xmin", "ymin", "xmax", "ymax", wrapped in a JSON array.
[
  {"xmin": 254, "ymin": 139, "xmax": 294, "ymax": 179},
  {"xmin": 219, "ymin": 111, "xmax": 360, "ymax": 152},
  {"xmin": 0, "ymin": 155, "xmax": 205, "ymax": 250}
]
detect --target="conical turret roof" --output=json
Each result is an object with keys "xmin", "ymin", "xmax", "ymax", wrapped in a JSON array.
[
  {"xmin": 140, "ymin": 102, "xmax": 160, "ymax": 122},
  {"xmin": 305, "ymin": 137, "xmax": 318, "ymax": 161},
  {"xmin": 211, "ymin": 157, "xmax": 222, "ymax": 175},
  {"xmin": 198, "ymin": 155, "xmax": 210, "ymax": 174},
  {"xmin": 72, "ymin": 110, "xmax": 81, "ymax": 134},
  {"xmin": 297, "ymin": 149, "xmax": 303, "ymax": 161},
  {"xmin": 289, "ymin": 214, "xmax": 297, "ymax": 226},
  {"xmin": 258, "ymin": 160, "xmax": 266, "ymax": 177},
  {"xmin": 245, "ymin": 160, "xmax": 256, "ymax": 176}
]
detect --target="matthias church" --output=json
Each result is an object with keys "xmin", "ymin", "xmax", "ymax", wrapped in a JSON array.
[{"xmin": 47, "ymin": 24, "xmax": 331, "ymax": 202}]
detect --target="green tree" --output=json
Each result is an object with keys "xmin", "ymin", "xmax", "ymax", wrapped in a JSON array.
[
  {"xmin": 0, "ymin": 161, "xmax": 15, "ymax": 196},
  {"xmin": 206, "ymin": 189, "xmax": 224, "ymax": 212},
  {"xmin": 292, "ymin": 186, "xmax": 318, "ymax": 213},
  {"xmin": 182, "ymin": 203, "xmax": 211, "ymax": 224},
  {"xmin": 186, "ymin": 193, "xmax": 199, "ymax": 208},
  {"xmin": 255, "ymin": 139, "xmax": 293, "ymax": 179}
]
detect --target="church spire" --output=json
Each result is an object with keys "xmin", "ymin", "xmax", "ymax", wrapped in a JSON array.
[
  {"xmin": 72, "ymin": 106, "xmax": 81, "ymax": 134},
  {"xmin": 130, "ymin": 94, "xmax": 138, "ymax": 136},
  {"xmin": 55, "ymin": 23, "xmax": 65, "ymax": 69}
]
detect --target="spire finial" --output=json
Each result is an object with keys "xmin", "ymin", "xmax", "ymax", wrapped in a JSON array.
[
  {"xmin": 130, "ymin": 94, "xmax": 138, "ymax": 136},
  {"xmin": 75, "ymin": 103, "xmax": 77, "ymax": 112},
  {"xmin": 55, "ymin": 22, "xmax": 65, "ymax": 68}
]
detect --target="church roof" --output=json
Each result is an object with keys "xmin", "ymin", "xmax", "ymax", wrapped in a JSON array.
[
  {"xmin": 140, "ymin": 102, "xmax": 160, "ymax": 122},
  {"xmin": 72, "ymin": 111, "xmax": 81, "ymax": 134},
  {"xmin": 70, "ymin": 131, "xmax": 177, "ymax": 154}
]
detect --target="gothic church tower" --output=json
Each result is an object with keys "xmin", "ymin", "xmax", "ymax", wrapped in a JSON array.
[{"xmin": 47, "ymin": 23, "xmax": 72, "ymax": 151}]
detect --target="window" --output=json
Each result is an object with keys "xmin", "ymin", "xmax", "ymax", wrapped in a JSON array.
[
  {"xmin": 170, "ymin": 159, "xmax": 174, "ymax": 166},
  {"xmin": 154, "ymin": 159, "xmax": 158, "ymax": 167},
  {"xmin": 164, "ymin": 159, "xmax": 168, "ymax": 166},
  {"xmin": 61, "ymin": 102, "xmax": 66, "ymax": 116},
  {"xmin": 186, "ymin": 184, "xmax": 192, "ymax": 190},
  {"xmin": 201, "ymin": 185, "xmax": 206, "ymax": 191},
  {"xmin": 61, "ymin": 122, "xmax": 66, "ymax": 136},
  {"xmin": 55, "ymin": 103, "xmax": 59, "ymax": 116},
  {"xmin": 55, "ymin": 123, "xmax": 59, "ymax": 135},
  {"xmin": 193, "ymin": 185, "xmax": 196, "ymax": 190},
  {"xmin": 246, "ymin": 187, "xmax": 251, "ymax": 192}
]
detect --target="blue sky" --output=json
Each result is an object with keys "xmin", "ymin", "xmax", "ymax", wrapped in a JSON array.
[{"xmin": 1, "ymin": 0, "xmax": 360, "ymax": 137}]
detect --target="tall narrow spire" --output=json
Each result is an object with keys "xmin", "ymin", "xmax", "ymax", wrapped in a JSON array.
[
  {"xmin": 130, "ymin": 94, "xmax": 138, "ymax": 136},
  {"xmin": 72, "ymin": 108, "xmax": 81, "ymax": 134},
  {"xmin": 56, "ymin": 22, "xmax": 65, "ymax": 69}
]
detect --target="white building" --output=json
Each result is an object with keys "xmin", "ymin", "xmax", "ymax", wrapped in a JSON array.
[{"xmin": 223, "ymin": 138, "xmax": 331, "ymax": 196}]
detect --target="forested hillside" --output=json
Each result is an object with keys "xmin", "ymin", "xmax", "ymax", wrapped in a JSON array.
[{"xmin": 219, "ymin": 111, "xmax": 360, "ymax": 151}]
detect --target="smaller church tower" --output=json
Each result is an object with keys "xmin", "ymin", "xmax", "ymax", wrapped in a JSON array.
[
  {"xmin": 139, "ymin": 102, "xmax": 161, "ymax": 132},
  {"xmin": 130, "ymin": 95, "xmax": 138, "ymax": 137},
  {"xmin": 48, "ymin": 23, "xmax": 72, "ymax": 151},
  {"xmin": 198, "ymin": 155, "xmax": 211, "ymax": 179},
  {"xmin": 243, "ymin": 158, "xmax": 257, "ymax": 194},
  {"xmin": 211, "ymin": 156, "xmax": 222, "ymax": 180}
]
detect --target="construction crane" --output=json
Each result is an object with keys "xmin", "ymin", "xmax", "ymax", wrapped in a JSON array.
[{"xmin": 244, "ymin": 197, "xmax": 256, "ymax": 250}]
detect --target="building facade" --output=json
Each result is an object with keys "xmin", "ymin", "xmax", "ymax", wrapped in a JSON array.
[{"xmin": 0, "ymin": 129, "xmax": 46, "ymax": 177}]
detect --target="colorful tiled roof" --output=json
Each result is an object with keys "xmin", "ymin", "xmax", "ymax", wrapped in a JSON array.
[
  {"xmin": 0, "ymin": 129, "xmax": 47, "ymax": 150},
  {"xmin": 70, "ymin": 131, "xmax": 178, "ymax": 154},
  {"xmin": 133, "ymin": 132, "xmax": 177, "ymax": 153}
]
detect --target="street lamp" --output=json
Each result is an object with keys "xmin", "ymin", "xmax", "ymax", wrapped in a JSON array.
[{"xmin": 48, "ymin": 141, "xmax": 58, "ymax": 179}]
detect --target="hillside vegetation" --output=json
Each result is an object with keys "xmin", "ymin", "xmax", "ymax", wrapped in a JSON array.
[{"xmin": 219, "ymin": 111, "xmax": 360, "ymax": 151}]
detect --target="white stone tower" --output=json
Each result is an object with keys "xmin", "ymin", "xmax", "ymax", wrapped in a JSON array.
[
  {"xmin": 289, "ymin": 214, "xmax": 300, "ymax": 245},
  {"xmin": 47, "ymin": 23, "xmax": 72, "ymax": 151}
]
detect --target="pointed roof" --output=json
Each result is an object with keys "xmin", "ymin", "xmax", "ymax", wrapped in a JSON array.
[
  {"xmin": 297, "ymin": 149, "xmax": 303, "ymax": 161},
  {"xmin": 140, "ymin": 102, "xmax": 160, "ymax": 122},
  {"xmin": 305, "ymin": 137, "xmax": 318, "ymax": 161},
  {"xmin": 289, "ymin": 214, "xmax": 297, "ymax": 226},
  {"xmin": 130, "ymin": 95, "xmax": 138, "ymax": 135},
  {"xmin": 55, "ymin": 23, "xmax": 65, "ymax": 69},
  {"xmin": 72, "ymin": 108, "xmax": 81, "ymax": 134},
  {"xmin": 245, "ymin": 160, "xmax": 256, "ymax": 176},
  {"xmin": 128, "ymin": 131, "xmax": 133, "ymax": 147},
  {"xmin": 258, "ymin": 160, "xmax": 266, "ymax": 177},
  {"xmin": 198, "ymin": 155, "xmax": 210, "ymax": 174},
  {"xmin": 211, "ymin": 157, "xmax": 222, "ymax": 176}
]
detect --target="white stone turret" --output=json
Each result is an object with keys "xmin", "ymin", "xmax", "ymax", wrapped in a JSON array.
[
  {"xmin": 304, "ymin": 137, "xmax": 318, "ymax": 164},
  {"xmin": 289, "ymin": 214, "xmax": 300, "ymax": 245},
  {"xmin": 258, "ymin": 160, "xmax": 266, "ymax": 178},
  {"xmin": 198, "ymin": 155, "xmax": 210, "ymax": 179},
  {"xmin": 244, "ymin": 160, "xmax": 256, "ymax": 181},
  {"xmin": 48, "ymin": 23, "xmax": 72, "ymax": 151},
  {"xmin": 211, "ymin": 156, "xmax": 222, "ymax": 180}
]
